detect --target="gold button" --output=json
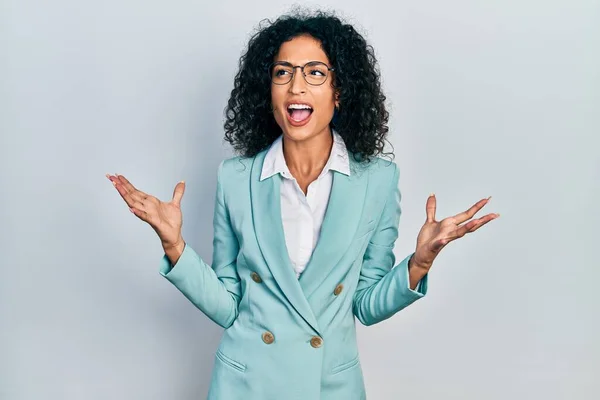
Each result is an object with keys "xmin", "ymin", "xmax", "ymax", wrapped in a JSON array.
[
  {"xmin": 333, "ymin": 283, "xmax": 344, "ymax": 296},
  {"xmin": 262, "ymin": 331, "xmax": 274, "ymax": 344},
  {"xmin": 251, "ymin": 272, "xmax": 262, "ymax": 283},
  {"xmin": 310, "ymin": 336, "xmax": 323, "ymax": 348}
]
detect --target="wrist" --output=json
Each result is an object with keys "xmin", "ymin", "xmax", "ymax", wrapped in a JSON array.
[
  {"xmin": 162, "ymin": 235, "xmax": 184, "ymax": 250},
  {"xmin": 408, "ymin": 253, "xmax": 430, "ymax": 273},
  {"xmin": 163, "ymin": 237, "xmax": 185, "ymax": 265},
  {"xmin": 408, "ymin": 254, "xmax": 428, "ymax": 290}
]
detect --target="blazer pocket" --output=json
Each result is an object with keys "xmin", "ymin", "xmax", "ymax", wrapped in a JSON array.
[
  {"xmin": 331, "ymin": 355, "xmax": 360, "ymax": 375},
  {"xmin": 215, "ymin": 349, "xmax": 247, "ymax": 373}
]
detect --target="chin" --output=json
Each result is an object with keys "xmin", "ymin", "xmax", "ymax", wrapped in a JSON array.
[
  {"xmin": 283, "ymin": 127, "xmax": 314, "ymax": 141},
  {"xmin": 280, "ymin": 120, "xmax": 330, "ymax": 143}
]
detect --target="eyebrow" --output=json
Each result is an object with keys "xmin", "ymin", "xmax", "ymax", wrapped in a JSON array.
[{"xmin": 273, "ymin": 60, "xmax": 330, "ymax": 65}]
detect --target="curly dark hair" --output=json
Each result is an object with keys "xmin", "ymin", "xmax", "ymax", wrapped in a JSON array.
[{"xmin": 223, "ymin": 8, "xmax": 394, "ymax": 164}]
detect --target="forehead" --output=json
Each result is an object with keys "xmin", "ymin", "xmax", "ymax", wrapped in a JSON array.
[{"xmin": 273, "ymin": 34, "xmax": 330, "ymax": 64}]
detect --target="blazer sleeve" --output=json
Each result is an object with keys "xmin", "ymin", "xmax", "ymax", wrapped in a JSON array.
[
  {"xmin": 158, "ymin": 160, "xmax": 241, "ymax": 329},
  {"xmin": 352, "ymin": 163, "xmax": 428, "ymax": 326}
]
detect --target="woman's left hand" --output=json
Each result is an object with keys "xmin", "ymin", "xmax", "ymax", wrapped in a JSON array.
[{"xmin": 410, "ymin": 194, "xmax": 499, "ymax": 273}]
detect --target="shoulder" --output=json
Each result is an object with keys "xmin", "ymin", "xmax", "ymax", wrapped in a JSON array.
[
  {"xmin": 216, "ymin": 152, "xmax": 263, "ymax": 196},
  {"xmin": 218, "ymin": 146, "xmax": 271, "ymax": 179},
  {"xmin": 354, "ymin": 155, "xmax": 399, "ymax": 188},
  {"xmin": 218, "ymin": 155, "xmax": 253, "ymax": 179},
  {"xmin": 368, "ymin": 156, "xmax": 398, "ymax": 176},
  {"xmin": 217, "ymin": 151, "xmax": 399, "ymax": 189}
]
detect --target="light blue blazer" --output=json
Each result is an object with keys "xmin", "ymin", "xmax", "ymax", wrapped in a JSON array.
[{"xmin": 159, "ymin": 146, "xmax": 428, "ymax": 400}]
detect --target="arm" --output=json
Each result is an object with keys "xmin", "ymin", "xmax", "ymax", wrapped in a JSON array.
[
  {"xmin": 353, "ymin": 163, "xmax": 428, "ymax": 326},
  {"xmin": 158, "ymin": 160, "xmax": 241, "ymax": 329}
]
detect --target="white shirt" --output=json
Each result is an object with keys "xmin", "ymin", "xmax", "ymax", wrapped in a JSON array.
[{"xmin": 260, "ymin": 130, "xmax": 350, "ymax": 278}]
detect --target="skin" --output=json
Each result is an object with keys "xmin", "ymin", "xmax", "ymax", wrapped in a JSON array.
[
  {"xmin": 106, "ymin": 34, "xmax": 500, "ymax": 288},
  {"xmin": 270, "ymin": 34, "xmax": 339, "ymax": 196},
  {"xmin": 408, "ymin": 194, "xmax": 499, "ymax": 288}
]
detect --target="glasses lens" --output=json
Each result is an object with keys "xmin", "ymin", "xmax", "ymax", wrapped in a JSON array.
[
  {"xmin": 304, "ymin": 62, "xmax": 329, "ymax": 85},
  {"xmin": 271, "ymin": 64, "xmax": 293, "ymax": 84}
]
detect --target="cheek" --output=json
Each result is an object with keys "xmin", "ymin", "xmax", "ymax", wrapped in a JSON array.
[
  {"xmin": 270, "ymin": 87, "xmax": 287, "ymax": 127},
  {"xmin": 315, "ymin": 86, "xmax": 337, "ymax": 112},
  {"xmin": 271, "ymin": 87, "xmax": 286, "ymax": 113},
  {"xmin": 315, "ymin": 96, "xmax": 336, "ymax": 117}
]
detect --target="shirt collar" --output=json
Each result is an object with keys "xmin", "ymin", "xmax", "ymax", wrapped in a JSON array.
[{"xmin": 260, "ymin": 129, "xmax": 350, "ymax": 181}]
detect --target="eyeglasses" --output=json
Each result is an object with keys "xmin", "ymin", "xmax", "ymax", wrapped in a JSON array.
[{"xmin": 269, "ymin": 61, "xmax": 335, "ymax": 86}]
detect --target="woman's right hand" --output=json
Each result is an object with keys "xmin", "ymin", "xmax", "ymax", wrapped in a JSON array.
[{"xmin": 106, "ymin": 174, "xmax": 186, "ymax": 249}]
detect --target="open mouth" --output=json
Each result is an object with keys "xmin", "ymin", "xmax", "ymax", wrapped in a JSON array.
[{"xmin": 287, "ymin": 104, "xmax": 313, "ymax": 123}]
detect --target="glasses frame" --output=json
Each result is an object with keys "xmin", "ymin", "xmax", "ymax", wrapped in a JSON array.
[{"xmin": 268, "ymin": 61, "xmax": 335, "ymax": 86}]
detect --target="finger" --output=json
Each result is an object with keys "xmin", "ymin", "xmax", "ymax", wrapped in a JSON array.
[
  {"xmin": 127, "ymin": 196, "xmax": 152, "ymax": 221},
  {"xmin": 112, "ymin": 178, "xmax": 147, "ymax": 209},
  {"xmin": 107, "ymin": 173, "xmax": 126, "ymax": 189},
  {"xmin": 129, "ymin": 205, "xmax": 149, "ymax": 222},
  {"xmin": 452, "ymin": 213, "xmax": 499, "ymax": 239},
  {"xmin": 115, "ymin": 174, "xmax": 139, "ymax": 194},
  {"xmin": 453, "ymin": 196, "xmax": 491, "ymax": 225},
  {"xmin": 112, "ymin": 174, "xmax": 148, "ymax": 203},
  {"xmin": 172, "ymin": 181, "xmax": 185, "ymax": 206},
  {"xmin": 115, "ymin": 174, "xmax": 150, "ymax": 198},
  {"xmin": 426, "ymin": 193, "xmax": 436, "ymax": 223}
]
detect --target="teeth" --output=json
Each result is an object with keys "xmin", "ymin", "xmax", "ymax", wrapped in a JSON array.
[{"xmin": 288, "ymin": 104, "xmax": 312, "ymax": 110}]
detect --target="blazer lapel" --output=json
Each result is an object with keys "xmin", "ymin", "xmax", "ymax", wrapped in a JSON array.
[
  {"xmin": 298, "ymin": 155, "xmax": 368, "ymax": 299},
  {"xmin": 250, "ymin": 150, "xmax": 321, "ymax": 335}
]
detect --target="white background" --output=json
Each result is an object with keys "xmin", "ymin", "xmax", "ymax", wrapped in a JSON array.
[{"xmin": 1, "ymin": 0, "xmax": 598, "ymax": 398}]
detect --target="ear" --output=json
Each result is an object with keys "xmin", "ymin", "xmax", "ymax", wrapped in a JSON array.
[{"xmin": 334, "ymin": 89, "xmax": 340, "ymax": 108}]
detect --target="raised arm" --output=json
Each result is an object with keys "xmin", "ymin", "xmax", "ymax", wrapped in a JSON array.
[
  {"xmin": 352, "ymin": 164, "xmax": 428, "ymax": 326},
  {"xmin": 107, "ymin": 160, "xmax": 241, "ymax": 329},
  {"xmin": 158, "ymin": 161, "xmax": 241, "ymax": 328}
]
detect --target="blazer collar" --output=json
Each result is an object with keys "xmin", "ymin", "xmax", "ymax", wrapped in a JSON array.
[
  {"xmin": 259, "ymin": 129, "xmax": 350, "ymax": 181},
  {"xmin": 250, "ymin": 143, "xmax": 368, "ymax": 336}
]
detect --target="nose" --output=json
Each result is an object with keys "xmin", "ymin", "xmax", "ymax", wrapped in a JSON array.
[{"xmin": 289, "ymin": 66, "xmax": 307, "ymax": 94}]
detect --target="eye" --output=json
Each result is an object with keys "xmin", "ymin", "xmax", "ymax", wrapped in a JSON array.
[
  {"xmin": 273, "ymin": 66, "xmax": 292, "ymax": 76},
  {"xmin": 305, "ymin": 63, "xmax": 328, "ymax": 76}
]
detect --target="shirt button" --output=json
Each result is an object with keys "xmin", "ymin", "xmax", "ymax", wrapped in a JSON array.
[
  {"xmin": 262, "ymin": 331, "xmax": 275, "ymax": 344},
  {"xmin": 310, "ymin": 336, "xmax": 323, "ymax": 348},
  {"xmin": 251, "ymin": 272, "xmax": 262, "ymax": 283},
  {"xmin": 333, "ymin": 283, "xmax": 344, "ymax": 296}
]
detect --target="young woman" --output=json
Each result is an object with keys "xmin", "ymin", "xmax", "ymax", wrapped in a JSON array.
[{"xmin": 107, "ymin": 10, "xmax": 498, "ymax": 400}]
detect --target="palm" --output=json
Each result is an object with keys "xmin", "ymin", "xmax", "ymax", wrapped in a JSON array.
[
  {"xmin": 150, "ymin": 199, "xmax": 183, "ymax": 243},
  {"xmin": 107, "ymin": 174, "xmax": 186, "ymax": 247},
  {"xmin": 411, "ymin": 195, "xmax": 499, "ymax": 270}
]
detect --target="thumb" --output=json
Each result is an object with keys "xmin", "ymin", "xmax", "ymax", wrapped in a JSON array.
[
  {"xmin": 172, "ymin": 180, "xmax": 185, "ymax": 206},
  {"xmin": 426, "ymin": 193, "xmax": 436, "ymax": 223}
]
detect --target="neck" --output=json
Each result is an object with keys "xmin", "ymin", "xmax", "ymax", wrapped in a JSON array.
[{"xmin": 282, "ymin": 127, "xmax": 333, "ymax": 178}]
